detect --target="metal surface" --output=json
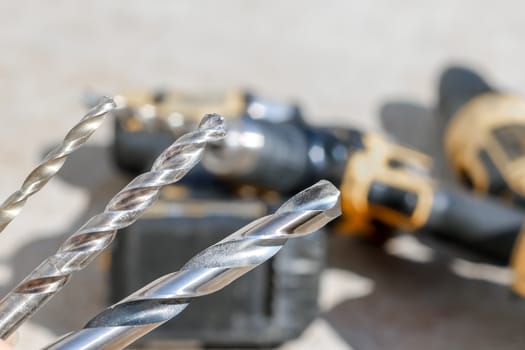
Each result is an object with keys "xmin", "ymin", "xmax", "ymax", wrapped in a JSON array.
[
  {"xmin": 44, "ymin": 180, "xmax": 341, "ymax": 350},
  {"xmin": 0, "ymin": 114, "xmax": 225, "ymax": 339},
  {"xmin": 0, "ymin": 97, "xmax": 115, "ymax": 234},
  {"xmin": 109, "ymin": 196, "xmax": 325, "ymax": 346}
]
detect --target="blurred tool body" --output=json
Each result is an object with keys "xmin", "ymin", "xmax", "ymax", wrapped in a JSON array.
[
  {"xmin": 107, "ymin": 89, "xmax": 326, "ymax": 347},
  {"xmin": 439, "ymin": 66, "xmax": 525, "ymax": 205},
  {"xmin": 337, "ymin": 131, "xmax": 525, "ymax": 296},
  {"xmin": 48, "ymin": 180, "xmax": 340, "ymax": 350},
  {"xmin": 337, "ymin": 131, "xmax": 521, "ymax": 258},
  {"xmin": 110, "ymin": 88, "xmax": 525, "ymax": 275}
]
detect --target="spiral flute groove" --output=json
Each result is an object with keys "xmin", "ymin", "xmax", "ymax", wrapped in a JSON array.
[
  {"xmin": 0, "ymin": 97, "xmax": 116, "ymax": 234},
  {"xmin": 45, "ymin": 180, "xmax": 341, "ymax": 350},
  {"xmin": 0, "ymin": 114, "xmax": 226, "ymax": 339}
]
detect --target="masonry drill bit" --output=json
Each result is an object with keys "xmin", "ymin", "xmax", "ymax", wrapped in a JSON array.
[
  {"xmin": 45, "ymin": 180, "xmax": 341, "ymax": 350},
  {"xmin": 0, "ymin": 97, "xmax": 116, "ymax": 234},
  {"xmin": 0, "ymin": 114, "xmax": 226, "ymax": 339}
]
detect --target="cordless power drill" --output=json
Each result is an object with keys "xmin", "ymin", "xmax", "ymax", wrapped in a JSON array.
[
  {"xmin": 439, "ymin": 66, "xmax": 525, "ymax": 206},
  {"xmin": 203, "ymin": 120, "xmax": 525, "ymax": 296}
]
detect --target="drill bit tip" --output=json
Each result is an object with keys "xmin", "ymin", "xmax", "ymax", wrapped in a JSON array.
[
  {"xmin": 199, "ymin": 113, "xmax": 226, "ymax": 131},
  {"xmin": 278, "ymin": 179, "xmax": 341, "ymax": 217},
  {"xmin": 265, "ymin": 179, "xmax": 341, "ymax": 238},
  {"xmin": 89, "ymin": 96, "xmax": 116, "ymax": 116},
  {"xmin": 199, "ymin": 113, "xmax": 227, "ymax": 140},
  {"xmin": 151, "ymin": 114, "xmax": 225, "ymax": 171}
]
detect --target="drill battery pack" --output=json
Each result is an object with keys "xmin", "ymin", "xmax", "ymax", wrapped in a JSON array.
[{"xmin": 109, "ymin": 194, "xmax": 326, "ymax": 347}]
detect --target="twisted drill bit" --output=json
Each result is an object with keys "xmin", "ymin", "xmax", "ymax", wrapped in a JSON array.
[
  {"xmin": 45, "ymin": 180, "xmax": 341, "ymax": 350},
  {"xmin": 0, "ymin": 114, "xmax": 226, "ymax": 339},
  {"xmin": 0, "ymin": 97, "xmax": 116, "ymax": 234}
]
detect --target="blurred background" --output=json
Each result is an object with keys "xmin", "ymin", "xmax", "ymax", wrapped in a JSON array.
[{"xmin": 1, "ymin": 1, "xmax": 525, "ymax": 349}]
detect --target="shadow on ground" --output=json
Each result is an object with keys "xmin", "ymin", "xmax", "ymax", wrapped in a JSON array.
[
  {"xmin": 379, "ymin": 101, "xmax": 452, "ymax": 181},
  {"xmin": 323, "ymin": 234, "xmax": 525, "ymax": 350}
]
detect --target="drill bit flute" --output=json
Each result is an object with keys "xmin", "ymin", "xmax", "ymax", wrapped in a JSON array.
[
  {"xmin": 0, "ymin": 114, "xmax": 226, "ymax": 339},
  {"xmin": 0, "ymin": 97, "xmax": 116, "ymax": 234},
  {"xmin": 45, "ymin": 180, "xmax": 341, "ymax": 350}
]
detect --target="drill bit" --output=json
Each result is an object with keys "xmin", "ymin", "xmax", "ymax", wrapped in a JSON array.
[
  {"xmin": 45, "ymin": 180, "xmax": 341, "ymax": 350},
  {"xmin": 0, "ymin": 114, "xmax": 226, "ymax": 339},
  {"xmin": 0, "ymin": 97, "xmax": 116, "ymax": 234}
]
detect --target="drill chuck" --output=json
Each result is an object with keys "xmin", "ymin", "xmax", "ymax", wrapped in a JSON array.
[
  {"xmin": 203, "ymin": 118, "xmax": 353, "ymax": 193},
  {"xmin": 203, "ymin": 118, "xmax": 311, "ymax": 192}
]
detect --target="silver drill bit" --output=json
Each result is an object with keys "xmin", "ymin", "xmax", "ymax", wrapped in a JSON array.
[
  {"xmin": 45, "ymin": 180, "xmax": 341, "ymax": 350},
  {"xmin": 0, "ymin": 97, "xmax": 116, "ymax": 234},
  {"xmin": 0, "ymin": 114, "xmax": 226, "ymax": 339}
]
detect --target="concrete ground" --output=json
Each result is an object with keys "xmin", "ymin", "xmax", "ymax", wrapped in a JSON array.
[{"xmin": 0, "ymin": 1, "xmax": 525, "ymax": 348}]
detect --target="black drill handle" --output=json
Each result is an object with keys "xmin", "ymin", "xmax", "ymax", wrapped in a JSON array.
[
  {"xmin": 438, "ymin": 66, "xmax": 495, "ymax": 120},
  {"xmin": 424, "ymin": 184, "xmax": 523, "ymax": 263}
]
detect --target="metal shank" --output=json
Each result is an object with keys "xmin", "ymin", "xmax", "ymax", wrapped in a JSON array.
[
  {"xmin": 0, "ymin": 97, "xmax": 116, "ymax": 234},
  {"xmin": 0, "ymin": 114, "xmax": 225, "ymax": 339},
  {"xmin": 44, "ymin": 180, "xmax": 341, "ymax": 350}
]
